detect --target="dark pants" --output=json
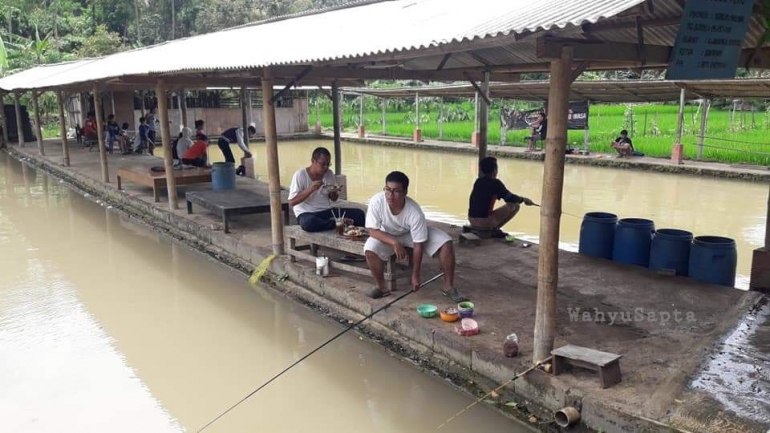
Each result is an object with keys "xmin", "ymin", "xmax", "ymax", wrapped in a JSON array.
[
  {"xmin": 297, "ymin": 208, "xmax": 365, "ymax": 232},
  {"xmin": 182, "ymin": 158, "xmax": 207, "ymax": 167},
  {"xmin": 217, "ymin": 137, "xmax": 236, "ymax": 163}
]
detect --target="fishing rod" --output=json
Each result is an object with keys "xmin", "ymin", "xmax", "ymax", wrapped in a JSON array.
[
  {"xmin": 531, "ymin": 202, "xmax": 582, "ymax": 219},
  {"xmin": 437, "ymin": 356, "xmax": 553, "ymax": 430},
  {"xmin": 198, "ymin": 271, "xmax": 446, "ymax": 433}
]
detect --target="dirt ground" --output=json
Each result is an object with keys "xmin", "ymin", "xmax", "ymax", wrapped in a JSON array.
[{"xmin": 11, "ymin": 139, "xmax": 770, "ymax": 433}]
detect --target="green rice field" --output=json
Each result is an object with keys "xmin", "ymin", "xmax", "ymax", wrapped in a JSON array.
[{"xmin": 313, "ymin": 103, "xmax": 770, "ymax": 166}]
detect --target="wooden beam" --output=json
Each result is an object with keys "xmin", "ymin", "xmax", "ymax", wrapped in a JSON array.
[
  {"xmin": 570, "ymin": 61, "xmax": 590, "ymax": 83},
  {"xmin": 32, "ymin": 91, "xmax": 44, "ymax": 156},
  {"xmin": 57, "ymin": 90, "xmax": 70, "ymax": 167},
  {"xmin": 537, "ymin": 36, "xmax": 671, "ymax": 65},
  {"xmin": 261, "ymin": 68, "xmax": 284, "ymax": 255},
  {"xmin": 93, "ymin": 85, "xmax": 109, "ymax": 183},
  {"xmin": 534, "ymin": 46, "xmax": 573, "ymax": 363},
  {"xmin": 0, "ymin": 92, "xmax": 7, "ymax": 147},
  {"xmin": 14, "ymin": 92, "xmax": 24, "ymax": 147},
  {"xmin": 156, "ymin": 81, "xmax": 178, "ymax": 210},
  {"xmin": 332, "ymin": 81, "xmax": 342, "ymax": 173},
  {"xmin": 436, "ymin": 53, "xmax": 452, "ymax": 71},
  {"xmin": 580, "ymin": 16, "xmax": 680, "ymax": 33},
  {"xmin": 466, "ymin": 74, "xmax": 491, "ymax": 106},
  {"xmin": 317, "ymin": 85, "xmax": 333, "ymax": 100},
  {"xmin": 271, "ymin": 66, "xmax": 313, "ymax": 103}
]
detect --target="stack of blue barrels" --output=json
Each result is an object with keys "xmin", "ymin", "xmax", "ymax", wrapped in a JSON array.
[{"xmin": 578, "ymin": 212, "xmax": 737, "ymax": 287}]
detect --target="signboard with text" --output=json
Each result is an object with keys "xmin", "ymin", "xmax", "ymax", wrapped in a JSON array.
[
  {"xmin": 666, "ymin": 0, "xmax": 755, "ymax": 80},
  {"xmin": 500, "ymin": 102, "xmax": 588, "ymax": 130}
]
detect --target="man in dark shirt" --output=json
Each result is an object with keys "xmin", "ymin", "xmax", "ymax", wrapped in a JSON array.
[
  {"xmin": 611, "ymin": 129, "xmax": 634, "ymax": 157},
  {"xmin": 468, "ymin": 157, "xmax": 534, "ymax": 236}
]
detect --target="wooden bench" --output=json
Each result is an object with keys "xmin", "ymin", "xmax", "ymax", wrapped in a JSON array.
[
  {"xmin": 284, "ymin": 225, "xmax": 410, "ymax": 291},
  {"xmin": 551, "ymin": 344, "xmax": 623, "ymax": 389},
  {"xmin": 186, "ymin": 189, "xmax": 290, "ymax": 233},
  {"xmin": 117, "ymin": 166, "xmax": 212, "ymax": 202}
]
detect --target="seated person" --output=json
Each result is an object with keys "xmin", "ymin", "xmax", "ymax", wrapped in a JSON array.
[
  {"xmin": 364, "ymin": 171, "xmax": 468, "ymax": 302},
  {"xmin": 611, "ymin": 129, "xmax": 634, "ymax": 157},
  {"xmin": 83, "ymin": 113, "xmax": 98, "ymax": 141},
  {"xmin": 288, "ymin": 147, "xmax": 365, "ymax": 232},
  {"xmin": 117, "ymin": 122, "xmax": 133, "ymax": 154},
  {"xmin": 527, "ymin": 110, "xmax": 547, "ymax": 151},
  {"xmin": 174, "ymin": 127, "xmax": 194, "ymax": 162},
  {"xmin": 181, "ymin": 134, "xmax": 209, "ymax": 167},
  {"xmin": 468, "ymin": 157, "xmax": 534, "ymax": 237}
]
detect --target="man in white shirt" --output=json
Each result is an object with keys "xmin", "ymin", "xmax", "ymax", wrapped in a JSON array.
[
  {"xmin": 364, "ymin": 171, "xmax": 467, "ymax": 302},
  {"xmin": 288, "ymin": 147, "xmax": 365, "ymax": 232}
]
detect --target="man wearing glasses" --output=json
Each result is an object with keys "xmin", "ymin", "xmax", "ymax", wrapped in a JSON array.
[
  {"xmin": 364, "ymin": 171, "xmax": 468, "ymax": 302},
  {"xmin": 288, "ymin": 147, "xmax": 365, "ymax": 232}
]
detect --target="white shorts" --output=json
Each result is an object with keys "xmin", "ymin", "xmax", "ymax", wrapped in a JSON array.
[{"xmin": 364, "ymin": 227, "xmax": 452, "ymax": 260}]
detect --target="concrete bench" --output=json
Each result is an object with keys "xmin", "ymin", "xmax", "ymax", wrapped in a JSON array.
[
  {"xmin": 551, "ymin": 344, "xmax": 623, "ymax": 389},
  {"xmin": 284, "ymin": 225, "xmax": 410, "ymax": 291},
  {"xmin": 117, "ymin": 166, "xmax": 211, "ymax": 202},
  {"xmin": 186, "ymin": 189, "xmax": 290, "ymax": 233}
]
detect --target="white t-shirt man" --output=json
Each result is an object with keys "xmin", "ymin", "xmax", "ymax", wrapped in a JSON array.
[
  {"xmin": 288, "ymin": 168, "xmax": 337, "ymax": 217},
  {"xmin": 364, "ymin": 191, "xmax": 451, "ymax": 260}
]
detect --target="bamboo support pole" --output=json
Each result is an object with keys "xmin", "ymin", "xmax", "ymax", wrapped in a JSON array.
[
  {"xmin": 533, "ymin": 47, "xmax": 572, "ymax": 363},
  {"xmin": 93, "ymin": 87, "xmax": 109, "ymax": 183},
  {"xmin": 477, "ymin": 71, "xmax": 490, "ymax": 165},
  {"xmin": 332, "ymin": 81, "xmax": 342, "ymax": 173},
  {"xmin": 0, "ymin": 92, "xmax": 8, "ymax": 146},
  {"xmin": 58, "ymin": 91, "xmax": 70, "ymax": 167},
  {"xmin": 110, "ymin": 91, "xmax": 116, "ymax": 116},
  {"xmin": 382, "ymin": 98, "xmax": 386, "ymax": 135},
  {"xmin": 439, "ymin": 97, "xmax": 444, "ymax": 140},
  {"xmin": 262, "ymin": 69, "xmax": 284, "ymax": 255},
  {"xmin": 241, "ymin": 86, "xmax": 249, "ymax": 144},
  {"xmin": 14, "ymin": 92, "xmax": 24, "ymax": 147},
  {"xmin": 676, "ymin": 89, "xmax": 685, "ymax": 143},
  {"xmin": 156, "ymin": 82, "xmax": 177, "ymax": 209},
  {"xmin": 697, "ymin": 98, "xmax": 710, "ymax": 160},
  {"xmin": 32, "ymin": 91, "xmax": 44, "ymax": 155}
]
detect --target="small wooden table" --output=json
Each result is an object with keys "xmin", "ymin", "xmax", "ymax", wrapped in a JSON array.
[
  {"xmin": 551, "ymin": 344, "xmax": 623, "ymax": 389},
  {"xmin": 186, "ymin": 189, "xmax": 290, "ymax": 233},
  {"xmin": 116, "ymin": 166, "xmax": 211, "ymax": 202},
  {"xmin": 285, "ymin": 225, "xmax": 410, "ymax": 291}
]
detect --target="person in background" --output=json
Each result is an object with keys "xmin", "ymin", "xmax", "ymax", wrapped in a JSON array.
[
  {"xmin": 181, "ymin": 133, "xmax": 209, "ymax": 167},
  {"xmin": 117, "ymin": 122, "xmax": 132, "ymax": 155},
  {"xmin": 174, "ymin": 127, "xmax": 193, "ymax": 162},
  {"xmin": 364, "ymin": 171, "xmax": 468, "ymax": 302},
  {"xmin": 195, "ymin": 119, "xmax": 205, "ymax": 138},
  {"xmin": 83, "ymin": 112, "xmax": 98, "ymax": 141},
  {"xmin": 134, "ymin": 117, "xmax": 151, "ymax": 154},
  {"xmin": 145, "ymin": 108, "xmax": 158, "ymax": 144},
  {"xmin": 526, "ymin": 110, "xmax": 547, "ymax": 152},
  {"xmin": 611, "ymin": 129, "xmax": 634, "ymax": 157},
  {"xmin": 217, "ymin": 125, "xmax": 256, "ymax": 175},
  {"xmin": 106, "ymin": 114, "xmax": 119, "ymax": 154},
  {"xmin": 288, "ymin": 147, "xmax": 364, "ymax": 232},
  {"xmin": 468, "ymin": 157, "xmax": 534, "ymax": 237}
]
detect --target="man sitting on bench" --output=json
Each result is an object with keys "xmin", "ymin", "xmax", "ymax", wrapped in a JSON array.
[
  {"xmin": 288, "ymin": 147, "xmax": 365, "ymax": 232},
  {"xmin": 364, "ymin": 171, "xmax": 468, "ymax": 302},
  {"xmin": 468, "ymin": 157, "xmax": 534, "ymax": 238}
]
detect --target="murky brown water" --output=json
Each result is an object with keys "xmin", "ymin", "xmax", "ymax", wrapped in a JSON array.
[
  {"xmin": 0, "ymin": 155, "xmax": 524, "ymax": 432},
  {"xmin": 214, "ymin": 140, "xmax": 766, "ymax": 289}
]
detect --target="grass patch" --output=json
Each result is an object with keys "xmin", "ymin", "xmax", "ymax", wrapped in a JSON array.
[{"xmin": 313, "ymin": 103, "xmax": 770, "ymax": 166}]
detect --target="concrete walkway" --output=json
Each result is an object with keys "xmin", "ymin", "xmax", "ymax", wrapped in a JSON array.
[
  {"xmin": 8, "ymin": 138, "xmax": 770, "ymax": 433},
  {"xmin": 339, "ymin": 132, "xmax": 770, "ymax": 182}
]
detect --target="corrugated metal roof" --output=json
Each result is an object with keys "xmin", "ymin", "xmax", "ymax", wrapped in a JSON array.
[
  {"xmin": 342, "ymin": 79, "xmax": 770, "ymax": 103},
  {"xmin": 0, "ymin": 0, "xmax": 647, "ymax": 91},
  {"xmin": 0, "ymin": 59, "xmax": 98, "ymax": 92}
]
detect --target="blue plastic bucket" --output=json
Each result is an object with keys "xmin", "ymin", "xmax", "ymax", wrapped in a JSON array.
[
  {"xmin": 578, "ymin": 212, "xmax": 618, "ymax": 259},
  {"xmin": 649, "ymin": 229, "xmax": 693, "ymax": 276},
  {"xmin": 612, "ymin": 218, "xmax": 655, "ymax": 267},
  {"xmin": 688, "ymin": 236, "xmax": 737, "ymax": 287},
  {"xmin": 211, "ymin": 162, "xmax": 236, "ymax": 191}
]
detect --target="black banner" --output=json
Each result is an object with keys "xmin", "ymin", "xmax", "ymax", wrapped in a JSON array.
[{"xmin": 500, "ymin": 102, "xmax": 588, "ymax": 130}]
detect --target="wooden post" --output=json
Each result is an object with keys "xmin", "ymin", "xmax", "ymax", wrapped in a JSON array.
[
  {"xmin": 381, "ymin": 98, "xmax": 386, "ymax": 135},
  {"xmin": 110, "ymin": 91, "xmax": 116, "ymax": 116},
  {"xmin": 79, "ymin": 92, "xmax": 88, "ymax": 127},
  {"xmin": 413, "ymin": 92, "xmax": 421, "ymax": 143},
  {"xmin": 697, "ymin": 98, "xmax": 710, "ymax": 160},
  {"xmin": 58, "ymin": 91, "xmax": 70, "ymax": 167},
  {"xmin": 583, "ymin": 100, "xmax": 590, "ymax": 154},
  {"xmin": 332, "ymin": 81, "xmax": 342, "ymax": 174},
  {"xmin": 14, "ymin": 92, "xmax": 24, "ymax": 147},
  {"xmin": 533, "ymin": 47, "xmax": 572, "ymax": 363},
  {"xmin": 643, "ymin": 109, "xmax": 648, "ymax": 136},
  {"xmin": 671, "ymin": 88, "xmax": 686, "ymax": 164},
  {"xmin": 262, "ymin": 69, "xmax": 284, "ymax": 255},
  {"xmin": 93, "ymin": 86, "xmax": 109, "ymax": 183},
  {"xmin": 478, "ymin": 71, "xmax": 490, "ymax": 165},
  {"xmin": 156, "ymin": 81, "xmax": 177, "ymax": 209},
  {"xmin": 439, "ymin": 97, "xmax": 444, "ymax": 140},
  {"xmin": 0, "ymin": 92, "xmax": 8, "ymax": 147},
  {"xmin": 241, "ymin": 86, "xmax": 249, "ymax": 144},
  {"xmin": 32, "ymin": 91, "xmax": 45, "ymax": 155}
]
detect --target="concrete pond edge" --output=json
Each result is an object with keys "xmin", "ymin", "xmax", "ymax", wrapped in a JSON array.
[{"xmin": 5, "ymin": 147, "xmax": 712, "ymax": 433}]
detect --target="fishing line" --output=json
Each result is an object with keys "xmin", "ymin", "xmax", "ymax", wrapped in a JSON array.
[
  {"xmin": 198, "ymin": 271, "xmax": 446, "ymax": 433},
  {"xmin": 436, "ymin": 356, "xmax": 553, "ymax": 430},
  {"xmin": 531, "ymin": 203, "xmax": 582, "ymax": 219}
]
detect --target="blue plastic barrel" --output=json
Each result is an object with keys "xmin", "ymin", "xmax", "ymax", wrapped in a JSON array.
[
  {"xmin": 649, "ymin": 229, "xmax": 693, "ymax": 276},
  {"xmin": 612, "ymin": 218, "xmax": 655, "ymax": 267},
  {"xmin": 211, "ymin": 162, "xmax": 236, "ymax": 190},
  {"xmin": 688, "ymin": 236, "xmax": 737, "ymax": 287},
  {"xmin": 578, "ymin": 212, "xmax": 618, "ymax": 259}
]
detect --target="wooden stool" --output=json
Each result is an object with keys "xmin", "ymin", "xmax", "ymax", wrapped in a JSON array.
[
  {"xmin": 459, "ymin": 232, "xmax": 481, "ymax": 246},
  {"xmin": 551, "ymin": 344, "xmax": 622, "ymax": 389},
  {"xmin": 462, "ymin": 225, "xmax": 495, "ymax": 239}
]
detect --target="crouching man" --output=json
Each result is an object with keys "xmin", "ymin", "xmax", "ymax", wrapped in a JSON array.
[{"xmin": 364, "ymin": 171, "xmax": 468, "ymax": 302}]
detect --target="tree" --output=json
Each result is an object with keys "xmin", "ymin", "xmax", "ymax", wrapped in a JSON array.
[{"xmin": 78, "ymin": 24, "xmax": 124, "ymax": 58}]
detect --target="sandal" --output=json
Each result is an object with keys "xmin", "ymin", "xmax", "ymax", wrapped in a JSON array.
[
  {"xmin": 366, "ymin": 287, "xmax": 391, "ymax": 299},
  {"xmin": 442, "ymin": 288, "xmax": 469, "ymax": 303}
]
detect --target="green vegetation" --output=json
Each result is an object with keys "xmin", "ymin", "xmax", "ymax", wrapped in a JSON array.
[{"xmin": 313, "ymin": 99, "xmax": 770, "ymax": 166}]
